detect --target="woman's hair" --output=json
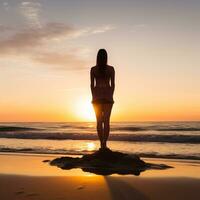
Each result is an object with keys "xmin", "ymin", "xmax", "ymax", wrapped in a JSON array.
[{"xmin": 96, "ymin": 49, "xmax": 107, "ymax": 76}]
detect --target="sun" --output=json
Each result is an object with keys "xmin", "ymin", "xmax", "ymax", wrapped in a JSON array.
[{"xmin": 75, "ymin": 96, "xmax": 96, "ymax": 121}]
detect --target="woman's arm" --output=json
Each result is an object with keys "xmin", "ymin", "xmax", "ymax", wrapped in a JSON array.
[
  {"xmin": 111, "ymin": 67, "xmax": 115, "ymax": 95},
  {"xmin": 90, "ymin": 67, "xmax": 95, "ymax": 96}
]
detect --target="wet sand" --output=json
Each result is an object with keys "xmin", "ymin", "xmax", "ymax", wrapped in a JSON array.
[{"xmin": 0, "ymin": 153, "xmax": 199, "ymax": 200}]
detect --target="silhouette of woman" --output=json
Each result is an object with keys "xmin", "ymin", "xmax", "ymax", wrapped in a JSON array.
[{"xmin": 90, "ymin": 49, "xmax": 115, "ymax": 149}]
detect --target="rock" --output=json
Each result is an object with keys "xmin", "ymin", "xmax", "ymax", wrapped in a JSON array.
[{"xmin": 49, "ymin": 149, "xmax": 172, "ymax": 176}]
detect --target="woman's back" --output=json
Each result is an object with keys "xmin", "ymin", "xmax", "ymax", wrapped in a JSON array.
[
  {"xmin": 92, "ymin": 65, "xmax": 114, "ymax": 88},
  {"xmin": 91, "ymin": 65, "xmax": 115, "ymax": 103}
]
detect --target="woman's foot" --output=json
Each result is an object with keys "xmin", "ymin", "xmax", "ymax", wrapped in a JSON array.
[
  {"xmin": 99, "ymin": 140, "xmax": 110, "ymax": 151},
  {"xmin": 98, "ymin": 147, "xmax": 111, "ymax": 153}
]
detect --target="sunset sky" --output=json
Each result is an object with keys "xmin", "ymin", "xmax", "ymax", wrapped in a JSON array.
[{"xmin": 0, "ymin": 0, "xmax": 200, "ymax": 122}]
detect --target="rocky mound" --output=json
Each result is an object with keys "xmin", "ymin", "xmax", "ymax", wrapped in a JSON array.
[{"xmin": 50, "ymin": 148, "xmax": 172, "ymax": 176}]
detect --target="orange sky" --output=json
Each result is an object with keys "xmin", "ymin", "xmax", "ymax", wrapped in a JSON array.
[{"xmin": 0, "ymin": 0, "xmax": 200, "ymax": 122}]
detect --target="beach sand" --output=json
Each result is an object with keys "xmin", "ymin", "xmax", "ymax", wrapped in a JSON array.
[{"xmin": 0, "ymin": 153, "xmax": 199, "ymax": 200}]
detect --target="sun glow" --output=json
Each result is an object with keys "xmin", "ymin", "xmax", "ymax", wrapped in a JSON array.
[{"xmin": 75, "ymin": 96, "xmax": 96, "ymax": 121}]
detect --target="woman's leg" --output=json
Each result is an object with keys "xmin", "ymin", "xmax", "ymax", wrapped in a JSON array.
[
  {"xmin": 93, "ymin": 103, "xmax": 104, "ymax": 148},
  {"xmin": 102, "ymin": 104, "xmax": 113, "ymax": 148}
]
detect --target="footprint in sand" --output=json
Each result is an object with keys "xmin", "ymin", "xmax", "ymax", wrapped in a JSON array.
[
  {"xmin": 15, "ymin": 191, "xmax": 25, "ymax": 195},
  {"xmin": 77, "ymin": 185, "xmax": 85, "ymax": 190},
  {"xmin": 26, "ymin": 193, "xmax": 39, "ymax": 197}
]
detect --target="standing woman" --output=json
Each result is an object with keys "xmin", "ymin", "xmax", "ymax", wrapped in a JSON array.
[{"xmin": 90, "ymin": 49, "xmax": 115, "ymax": 150}]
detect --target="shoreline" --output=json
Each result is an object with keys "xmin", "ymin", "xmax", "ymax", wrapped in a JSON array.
[{"xmin": 0, "ymin": 150, "xmax": 199, "ymax": 161}]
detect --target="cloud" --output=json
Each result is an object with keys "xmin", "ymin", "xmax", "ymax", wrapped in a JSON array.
[
  {"xmin": 33, "ymin": 52, "xmax": 88, "ymax": 70},
  {"xmin": 0, "ymin": 22, "xmax": 115, "ymax": 70},
  {"xmin": 0, "ymin": 22, "xmax": 115, "ymax": 54},
  {"xmin": 2, "ymin": 1, "xmax": 9, "ymax": 11},
  {"xmin": 0, "ymin": 23, "xmax": 88, "ymax": 70},
  {"xmin": 0, "ymin": 23, "xmax": 76, "ymax": 54},
  {"xmin": 90, "ymin": 25, "xmax": 115, "ymax": 34},
  {"xmin": 20, "ymin": 1, "xmax": 42, "ymax": 28},
  {"xmin": 3, "ymin": 2, "xmax": 8, "ymax": 6},
  {"xmin": 71, "ymin": 25, "xmax": 115, "ymax": 38}
]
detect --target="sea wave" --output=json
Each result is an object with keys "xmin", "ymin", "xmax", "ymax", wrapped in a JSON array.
[
  {"xmin": 0, "ymin": 126, "xmax": 39, "ymax": 131},
  {"xmin": 112, "ymin": 126, "xmax": 200, "ymax": 132},
  {"xmin": 1, "ymin": 125, "xmax": 200, "ymax": 132},
  {"xmin": 0, "ymin": 147, "xmax": 199, "ymax": 160},
  {"xmin": 0, "ymin": 132, "xmax": 199, "ymax": 144}
]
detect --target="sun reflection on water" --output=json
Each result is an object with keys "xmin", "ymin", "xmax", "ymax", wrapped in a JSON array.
[{"xmin": 87, "ymin": 142, "xmax": 96, "ymax": 151}]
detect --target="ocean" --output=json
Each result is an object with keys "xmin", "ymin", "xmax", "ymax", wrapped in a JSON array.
[{"xmin": 0, "ymin": 122, "xmax": 199, "ymax": 160}]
